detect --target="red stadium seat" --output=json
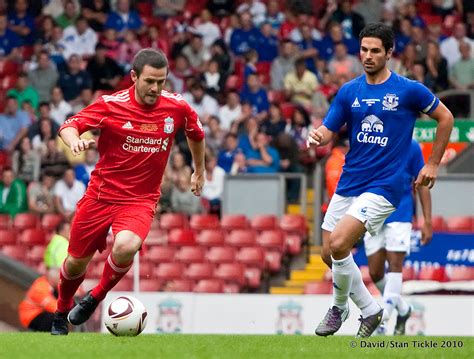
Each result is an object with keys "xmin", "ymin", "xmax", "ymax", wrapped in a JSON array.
[
  {"xmin": 159, "ymin": 213, "xmax": 188, "ymax": 231},
  {"xmin": 0, "ymin": 229, "xmax": 17, "ymax": 245},
  {"xmin": 194, "ymin": 279, "xmax": 224, "ymax": 293},
  {"xmin": 27, "ymin": 245, "xmax": 45, "ymax": 264},
  {"xmin": 416, "ymin": 216, "xmax": 446, "ymax": 232},
  {"xmin": 264, "ymin": 251, "xmax": 282, "ymax": 273},
  {"xmin": 162, "ymin": 279, "xmax": 194, "ymax": 292},
  {"xmin": 167, "ymin": 228, "xmax": 196, "ymax": 246},
  {"xmin": 206, "ymin": 246, "xmax": 236, "ymax": 265},
  {"xmin": 256, "ymin": 61, "xmax": 271, "ymax": 85},
  {"xmin": 146, "ymin": 228, "xmax": 168, "ymax": 246},
  {"xmin": 280, "ymin": 102, "xmax": 296, "ymax": 120},
  {"xmin": 285, "ymin": 234, "xmax": 303, "ymax": 256},
  {"xmin": 446, "ymin": 216, "xmax": 473, "ymax": 233},
  {"xmin": 418, "ymin": 266, "xmax": 447, "ymax": 282},
  {"xmin": 18, "ymin": 229, "xmax": 47, "ymax": 246},
  {"xmin": 185, "ymin": 262, "xmax": 215, "ymax": 281},
  {"xmin": 143, "ymin": 246, "xmax": 176, "ymax": 263},
  {"xmin": 226, "ymin": 229, "xmax": 257, "ymax": 248},
  {"xmin": 111, "ymin": 278, "xmax": 133, "ymax": 291},
  {"xmin": 220, "ymin": 214, "xmax": 249, "ymax": 232},
  {"xmin": 251, "ymin": 215, "xmax": 279, "ymax": 232},
  {"xmin": 256, "ymin": 230, "xmax": 286, "ymax": 253},
  {"xmin": 155, "ymin": 262, "xmax": 185, "ymax": 281},
  {"xmin": 0, "ymin": 214, "xmax": 11, "ymax": 229},
  {"xmin": 402, "ymin": 266, "xmax": 416, "ymax": 281},
  {"xmin": 267, "ymin": 90, "xmax": 286, "ymax": 104},
  {"xmin": 448, "ymin": 266, "xmax": 474, "ymax": 281},
  {"xmin": 41, "ymin": 214, "xmax": 63, "ymax": 231},
  {"xmin": 280, "ymin": 214, "xmax": 307, "ymax": 237},
  {"xmin": 304, "ymin": 281, "xmax": 333, "ymax": 294},
  {"xmin": 196, "ymin": 229, "xmax": 226, "ymax": 247},
  {"xmin": 139, "ymin": 261, "xmax": 155, "ymax": 279},
  {"xmin": 175, "ymin": 246, "xmax": 206, "ymax": 264},
  {"xmin": 140, "ymin": 278, "xmax": 161, "ymax": 292},
  {"xmin": 214, "ymin": 263, "xmax": 246, "ymax": 288},
  {"xmin": 236, "ymin": 247, "xmax": 266, "ymax": 270},
  {"xmin": 1, "ymin": 245, "xmax": 25, "ymax": 261},
  {"xmin": 13, "ymin": 213, "xmax": 39, "ymax": 231},
  {"xmin": 190, "ymin": 214, "xmax": 220, "ymax": 231}
]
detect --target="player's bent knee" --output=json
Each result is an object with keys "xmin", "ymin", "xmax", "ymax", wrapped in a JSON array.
[
  {"xmin": 321, "ymin": 249, "xmax": 332, "ymax": 268},
  {"xmin": 64, "ymin": 255, "xmax": 89, "ymax": 276},
  {"xmin": 328, "ymin": 234, "xmax": 350, "ymax": 257}
]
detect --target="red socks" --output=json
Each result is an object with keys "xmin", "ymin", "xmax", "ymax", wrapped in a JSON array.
[
  {"xmin": 91, "ymin": 254, "xmax": 132, "ymax": 302},
  {"xmin": 56, "ymin": 262, "xmax": 86, "ymax": 313}
]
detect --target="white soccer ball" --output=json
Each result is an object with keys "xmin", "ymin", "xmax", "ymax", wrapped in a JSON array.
[{"xmin": 104, "ymin": 296, "xmax": 148, "ymax": 336}]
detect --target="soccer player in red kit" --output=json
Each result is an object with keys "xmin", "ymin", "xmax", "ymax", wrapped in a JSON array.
[{"xmin": 51, "ymin": 49, "xmax": 205, "ymax": 335}]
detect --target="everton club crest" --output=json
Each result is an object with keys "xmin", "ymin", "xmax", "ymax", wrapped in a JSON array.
[
  {"xmin": 382, "ymin": 93, "xmax": 399, "ymax": 111},
  {"xmin": 164, "ymin": 116, "xmax": 174, "ymax": 134}
]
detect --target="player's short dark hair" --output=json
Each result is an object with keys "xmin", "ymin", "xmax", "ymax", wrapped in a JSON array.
[
  {"xmin": 132, "ymin": 48, "xmax": 168, "ymax": 77},
  {"xmin": 359, "ymin": 23, "xmax": 394, "ymax": 53}
]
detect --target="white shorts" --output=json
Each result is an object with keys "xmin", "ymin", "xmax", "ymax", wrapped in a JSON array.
[
  {"xmin": 321, "ymin": 192, "xmax": 395, "ymax": 236},
  {"xmin": 364, "ymin": 222, "xmax": 412, "ymax": 256}
]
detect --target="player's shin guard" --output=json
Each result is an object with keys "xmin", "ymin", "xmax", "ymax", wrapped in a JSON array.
[
  {"xmin": 91, "ymin": 254, "xmax": 132, "ymax": 302},
  {"xmin": 57, "ymin": 262, "xmax": 87, "ymax": 313}
]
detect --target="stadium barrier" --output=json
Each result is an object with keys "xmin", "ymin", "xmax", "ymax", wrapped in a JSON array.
[{"xmin": 101, "ymin": 292, "xmax": 473, "ymax": 336}]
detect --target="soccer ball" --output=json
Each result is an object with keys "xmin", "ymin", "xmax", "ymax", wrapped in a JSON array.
[{"xmin": 104, "ymin": 296, "xmax": 148, "ymax": 336}]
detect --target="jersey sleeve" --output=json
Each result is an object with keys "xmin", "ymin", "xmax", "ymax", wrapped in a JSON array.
[
  {"xmin": 183, "ymin": 101, "xmax": 205, "ymax": 141},
  {"xmin": 59, "ymin": 98, "xmax": 108, "ymax": 135},
  {"xmin": 408, "ymin": 140, "xmax": 425, "ymax": 179},
  {"xmin": 322, "ymin": 86, "xmax": 348, "ymax": 132},
  {"xmin": 409, "ymin": 81, "xmax": 440, "ymax": 115}
]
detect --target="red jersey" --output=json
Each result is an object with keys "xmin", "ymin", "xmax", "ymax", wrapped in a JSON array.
[{"xmin": 59, "ymin": 86, "xmax": 205, "ymax": 207}]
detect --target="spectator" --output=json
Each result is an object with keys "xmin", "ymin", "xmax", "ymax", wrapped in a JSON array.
[
  {"xmin": 201, "ymin": 60, "xmax": 224, "ymax": 98},
  {"xmin": 202, "ymin": 151, "xmax": 225, "ymax": 215},
  {"xmin": 117, "ymin": 30, "xmax": 142, "ymax": 71},
  {"xmin": 243, "ymin": 48, "xmax": 258, "ymax": 83},
  {"xmin": 230, "ymin": 102, "xmax": 253, "ymax": 135},
  {"xmin": 289, "ymin": 14, "xmax": 322, "ymax": 43},
  {"xmin": 18, "ymin": 269, "xmax": 61, "ymax": 332},
  {"xmin": 37, "ymin": 15, "xmax": 55, "ymax": 44},
  {"xmin": 181, "ymin": 33, "xmax": 210, "ymax": 73},
  {"xmin": 296, "ymin": 23, "xmax": 320, "ymax": 74},
  {"xmin": 12, "ymin": 136, "xmax": 41, "ymax": 183},
  {"xmin": 71, "ymin": 88, "xmax": 94, "ymax": 114},
  {"xmin": 27, "ymin": 171, "xmax": 56, "ymax": 215},
  {"xmin": 44, "ymin": 221, "xmax": 70, "ymax": 270},
  {"xmin": 240, "ymin": 73, "xmax": 269, "ymax": 121},
  {"xmin": 86, "ymin": 43, "xmax": 123, "ymax": 93},
  {"xmin": 168, "ymin": 151, "xmax": 192, "ymax": 184},
  {"xmin": 218, "ymin": 91, "xmax": 242, "ymax": 131},
  {"xmin": 50, "ymin": 87, "xmax": 73, "ymax": 126},
  {"xmin": 55, "ymin": 0, "xmax": 80, "ymax": 29},
  {"xmin": 153, "ymin": 0, "xmax": 185, "ymax": 18},
  {"xmin": 328, "ymin": 0, "xmax": 365, "ymax": 38},
  {"xmin": 0, "ymin": 13, "xmax": 21, "ymax": 57},
  {"xmin": 42, "ymin": 25, "xmax": 67, "ymax": 66},
  {"xmin": 41, "ymin": 138, "xmax": 69, "ymax": 178},
  {"xmin": 8, "ymin": 0, "xmax": 36, "ymax": 45},
  {"xmin": 105, "ymin": 0, "xmax": 144, "ymax": 36},
  {"xmin": 318, "ymin": 22, "xmax": 359, "ymax": 61},
  {"xmin": 284, "ymin": 58, "xmax": 319, "ymax": 108},
  {"xmin": 237, "ymin": 0, "xmax": 267, "ymax": 27},
  {"xmin": 353, "ymin": 0, "xmax": 383, "ymax": 26},
  {"xmin": 0, "ymin": 96, "xmax": 30, "ymax": 152},
  {"xmin": 265, "ymin": 0, "xmax": 285, "ymax": 34},
  {"xmin": 270, "ymin": 39, "xmax": 297, "ymax": 91},
  {"xmin": 101, "ymin": 28, "xmax": 120, "ymax": 59},
  {"xmin": 74, "ymin": 147, "xmax": 98, "ymax": 187},
  {"xmin": 183, "ymin": 81, "xmax": 219, "ymax": 124},
  {"xmin": 328, "ymin": 42, "xmax": 363, "ymax": 79},
  {"xmin": 440, "ymin": 23, "xmax": 474, "ymax": 68},
  {"xmin": 141, "ymin": 25, "xmax": 170, "ymax": 57},
  {"xmin": 54, "ymin": 167, "xmax": 86, "ymax": 221},
  {"xmin": 81, "ymin": 0, "xmax": 111, "ymax": 32},
  {"xmin": 205, "ymin": 116, "xmax": 226, "ymax": 154},
  {"xmin": 7, "ymin": 73, "xmax": 40, "ymax": 111},
  {"xmin": 450, "ymin": 41, "xmax": 474, "ymax": 90},
  {"xmin": 410, "ymin": 26, "xmax": 428, "ymax": 62},
  {"xmin": 195, "ymin": 9, "xmax": 221, "ymax": 50},
  {"xmin": 167, "ymin": 54, "xmax": 193, "ymax": 94},
  {"xmin": 256, "ymin": 22, "xmax": 279, "ymax": 62},
  {"xmin": 28, "ymin": 51, "xmax": 59, "ymax": 103},
  {"xmin": 0, "ymin": 167, "xmax": 28, "ymax": 217},
  {"xmin": 58, "ymin": 54, "xmax": 92, "ymax": 104},
  {"xmin": 424, "ymin": 41, "xmax": 449, "ymax": 92},
  {"xmin": 209, "ymin": 39, "xmax": 232, "ymax": 83},
  {"xmin": 218, "ymin": 133, "xmax": 240, "ymax": 173},
  {"xmin": 324, "ymin": 132, "xmax": 349, "ymax": 210},
  {"xmin": 260, "ymin": 103, "xmax": 286, "ymax": 139},
  {"xmin": 30, "ymin": 104, "xmax": 60, "ymax": 153},
  {"xmin": 273, "ymin": 132, "xmax": 302, "ymax": 202},
  {"xmin": 245, "ymin": 131, "xmax": 280, "ymax": 173},
  {"xmin": 61, "ymin": 16, "xmax": 98, "ymax": 60},
  {"xmin": 224, "ymin": 13, "xmax": 240, "ymax": 46},
  {"xmin": 285, "ymin": 105, "xmax": 311, "ymax": 150},
  {"xmin": 230, "ymin": 11, "xmax": 260, "ymax": 56},
  {"xmin": 170, "ymin": 172, "xmax": 203, "ymax": 215},
  {"xmin": 207, "ymin": 0, "xmax": 234, "ymax": 17},
  {"xmin": 394, "ymin": 18, "xmax": 412, "ymax": 56}
]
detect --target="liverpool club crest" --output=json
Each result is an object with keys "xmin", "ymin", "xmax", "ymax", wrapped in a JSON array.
[{"xmin": 164, "ymin": 117, "xmax": 174, "ymax": 134}]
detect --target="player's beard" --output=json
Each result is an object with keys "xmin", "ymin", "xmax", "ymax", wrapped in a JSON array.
[
  {"xmin": 140, "ymin": 90, "xmax": 159, "ymax": 106},
  {"xmin": 363, "ymin": 60, "xmax": 386, "ymax": 76}
]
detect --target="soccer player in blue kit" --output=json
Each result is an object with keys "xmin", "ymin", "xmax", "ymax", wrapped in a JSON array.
[
  {"xmin": 307, "ymin": 23, "xmax": 453, "ymax": 337},
  {"xmin": 363, "ymin": 139, "xmax": 432, "ymax": 336}
]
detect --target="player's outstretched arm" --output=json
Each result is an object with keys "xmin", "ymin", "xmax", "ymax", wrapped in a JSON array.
[
  {"xmin": 416, "ymin": 185, "xmax": 433, "ymax": 245},
  {"xmin": 59, "ymin": 127, "xmax": 96, "ymax": 157},
  {"xmin": 187, "ymin": 137, "xmax": 205, "ymax": 197},
  {"xmin": 307, "ymin": 125, "xmax": 335, "ymax": 148},
  {"xmin": 415, "ymin": 102, "xmax": 454, "ymax": 189}
]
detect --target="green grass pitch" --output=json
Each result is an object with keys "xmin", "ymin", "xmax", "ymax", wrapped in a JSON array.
[{"xmin": 0, "ymin": 333, "xmax": 472, "ymax": 359}]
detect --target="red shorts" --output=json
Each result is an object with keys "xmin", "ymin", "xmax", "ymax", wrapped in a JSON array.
[{"xmin": 68, "ymin": 196, "xmax": 155, "ymax": 258}]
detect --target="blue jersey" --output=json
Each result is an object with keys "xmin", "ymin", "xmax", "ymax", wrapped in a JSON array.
[
  {"xmin": 385, "ymin": 140, "xmax": 424, "ymax": 223},
  {"xmin": 323, "ymin": 72, "xmax": 439, "ymax": 206}
]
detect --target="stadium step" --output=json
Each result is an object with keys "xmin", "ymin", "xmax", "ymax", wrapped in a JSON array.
[
  {"xmin": 284, "ymin": 279, "xmax": 312, "ymax": 287},
  {"xmin": 269, "ymin": 287, "xmax": 304, "ymax": 295},
  {"xmin": 290, "ymin": 270, "xmax": 325, "ymax": 281}
]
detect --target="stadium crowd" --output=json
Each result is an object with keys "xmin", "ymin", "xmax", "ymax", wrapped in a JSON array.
[{"xmin": 0, "ymin": 0, "xmax": 473, "ymax": 219}]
